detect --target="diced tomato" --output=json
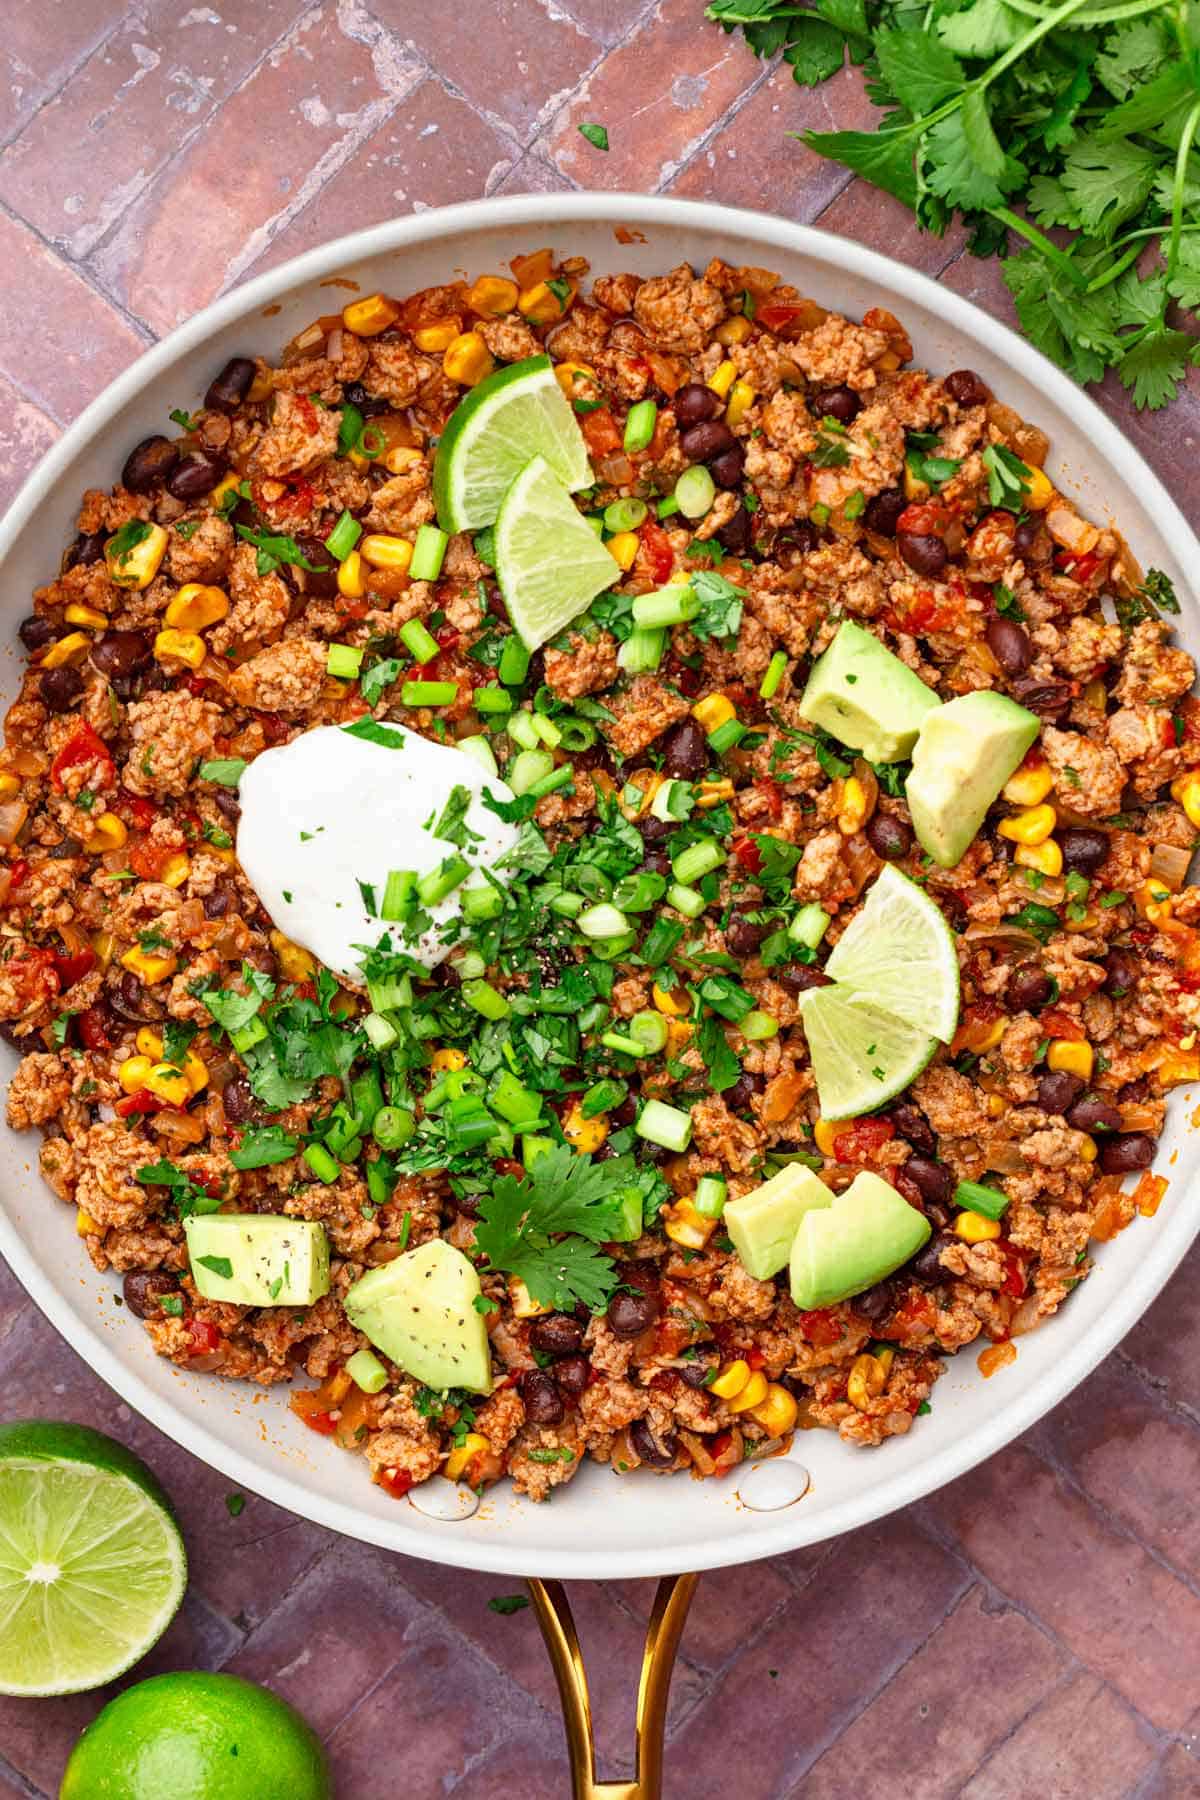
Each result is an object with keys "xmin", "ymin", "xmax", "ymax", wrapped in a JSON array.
[
  {"xmin": 7, "ymin": 858, "xmax": 29, "ymax": 893},
  {"xmin": 638, "ymin": 520, "xmax": 674, "ymax": 586},
  {"xmin": 50, "ymin": 722, "xmax": 115, "ymax": 794},
  {"xmin": 186, "ymin": 1319, "xmax": 222, "ymax": 1356},
  {"xmin": 580, "ymin": 408, "xmax": 622, "ymax": 457},
  {"xmin": 185, "ymin": 674, "xmax": 213, "ymax": 697},
  {"xmin": 832, "ymin": 1118, "xmax": 895, "ymax": 1162},
  {"xmin": 883, "ymin": 588, "xmax": 957, "ymax": 634},
  {"xmin": 49, "ymin": 945, "xmax": 95, "ymax": 990},
  {"xmin": 1039, "ymin": 1007, "xmax": 1085, "ymax": 1041},
  {"xmin": 896, "ymin": 500, "xmax": 953, "ymax": 538},
  {"xmin": 129, "ymin": 841, "xmax": 173, "ymax": 881},
  {"xmin": 890, "ymin": 1291, "xmax": 937, "ymax": 1340},
  {"xmin": 293, "ymin": 394, "xmax": 320, "ymax": 435},
  {"xmin": 260, "ymin": 714, "xmax": 290, "ymax": 746},
  {"xmin": 999, "ymin": 1243, "xmax": 1028, "ymax": 1298},
  {"xmin": 115, "ymin": 1089, "xmax": 167, "ymax": 1118},
  {"xmin": 754, "ymin": 777, "xmax": 784, "ymax": 822},
  {"xmin": 77, "ymin": 1005, "xmax": 111, "ymax": 1050},
  {"xmin": 376, "ymin": 1468, "xmax": 415, "ymax": 1500},
  {"xmin": 1054, "ymin": 548, "xmax": 1103, "ymax": 584},
  {"xmin": 755, "ymin": 301, "xmax": 812, "ymax": 337},
  {"xmin": 4, "ymin": 944, "xmax": 57, "ymax": 1009},
  {"xmin": 746, "ymin": 1347, "xmax": 767, "ymax": 1371},
  {"xmin": 797, "ymin": 1307, "xmax": 843, "ymax": 1347},
  {"xmin": 731, "ymin": 833, "xmax": 763, "ymax": 874},
  {"xmin": 123, "ymin": 793, "xmax": 158, "ymax": 831}
]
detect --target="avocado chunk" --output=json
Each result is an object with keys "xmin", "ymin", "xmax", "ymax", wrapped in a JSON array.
[
  {"xmin": 343, "ymin": 1238, "xmax": 493, "ymax": 1395},
  {"xmin": 790, "ymin": 1171, "xmax": 931, "ymax": 1309},
  {"xmin": 725, "ymin": 1164, "xmax": 834, "ymax": 1280},
  {"xmin": 184, "ymin": 1213, "xmax": 330, "ymax": 1306},
  {"xmin": 906, "ymin": 690, "xmax": 1040, "ymax": 868},
  {"xmin": 801, "ymin": 620, "xmax": 940, "ymax": 763}
]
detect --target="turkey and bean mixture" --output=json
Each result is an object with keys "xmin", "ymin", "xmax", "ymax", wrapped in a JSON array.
[{"xmin": 3, "ymin": 248, "xmax": 1194, "ymax": 1504}]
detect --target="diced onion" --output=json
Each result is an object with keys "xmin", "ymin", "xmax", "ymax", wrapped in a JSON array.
[
  {"xmin": 1149, "ymin": 841, "xmax": 1192, "ymax": 892},
  {"xmin": 0, "ymin": 800, "xmax": 27, "ymax": 845}
]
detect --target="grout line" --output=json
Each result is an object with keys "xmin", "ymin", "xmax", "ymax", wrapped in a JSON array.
[
  {"xmin": 0, "ymin": 0, "xmax": 146, "ymax": 156},
  {"xmin": 653, "ymin": 50, "xmax": 786, "ymax": 196},
  {"xmin": 0, "ymin": 197, "xmax": 156, "ymax": 370},
  {"xmin": 0, "ymin": 1744, "xmax": 44, "ymax": 1800}
]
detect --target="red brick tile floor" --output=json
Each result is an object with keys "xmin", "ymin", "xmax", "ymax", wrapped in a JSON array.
[{"xmin": 1, "ymin": 3, "xmax": 1199, "ymax": 1793}]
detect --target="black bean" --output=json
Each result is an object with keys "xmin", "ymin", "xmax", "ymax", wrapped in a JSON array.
[
  {"xmin": 1065, "ymin": 1094, "xmax": 1123, "ymax": 1135},
  {"xmin": 897, "ymin": 532, "xmax": 948, "ymax": 579},
  {"xmin": 944, "ymin": 369, "xmax": 991, "ymax": 407},
  {"xmin": 204, "ymin": 356, "xmax": 257, "ymax": 413},
  {"xmin": 709, "ymin": 444, "xmax": 746, "ymax": 489},
  {"xmin": 726, "ymin": 1071, "xmax": 763, "ymax": 1113},
  {"xmin": 450, "ymin": 1191, "xmax": 482, "ymax": 1219},
  {"xmin": 716, "ymin": 505, "xmax": 753, "ymax": 555},
  {"xmin": 985, "ymin": 616, "xmax": 1032, "ymax": 676},
  {"xmin": 911, "ymin": 1231, "xmax": 954, "ymax": 1283},
  {"xmin": 342, "ymin": 380, "xmax": 389, "ymax": 418},
  {"xmin": 122, "ymin": 435, "xmax": 179, "ymax": 494},
  {"xmin": 521, "ymin": 1368, "xmax": 565, "ymax": 1425},
  {"xmin": 680, "ymin": 1352, "xmax": 719, "ymax": 1389},
  {"xmin": 725, "ymin": 915, "xmax": 768, "ymax": 957},
  {"xmin": 902, "ymin": 1156, "xmax": 955, "ymax": 1208},
  {"xmin": 810, "ymin": 384, "xmax": 861, "ymax": 424},
  {"xmin": 1036, "ymin": 1076, "xmax": 1088, "ymax": 1125},
  {"xmin": 610, "ymin": 1095, "xmax": 639, "ymax": 1130},
  {"xmin": 887, "ymin": 1102, "xmax": 936, "ymax": 1155},
  {"xmin": 1007, "ymin": 962, "xmax": 1052, "ymax": 1012},
  {"xmin": 1013, "ymin": 518, "xmax": 1046, "ymax": 559},
  {"xmin": 293, "ymin": 536, "xmax": 338, "ymax": 598},
  {"xmin": 777, "ymin": 964, "xmax": 831, "ymax": 994},
  {"xmin": 39, "ymin": 666, "xmax": 84, "ymax": 713},
  {"xmin": 166, "ymin": 449, "xmax": 228, "ymax": 502},
  {"xmin": 64, "ymin": 531, "xmax": 107, "ymax": 571},
  {"xmin": 630, "ymin": 1418, "xmax": 678, "ymax": 1467},
  {"xmin": 572, "ymin": 739, "xmax": 615, "ymax": 776},
  {"xmin": 1059, "ymin": 828, "xmax": 1109, "ymax": 878},
  {"xmin": 863, "ymin": 489, "xmax": 906, "ymax": 537},
  {"xmin": 214, "ymin": 789, "xmax": 242, "ymax": 824},
  {"xmin": 679, "ymin": 420, "xmax": 736, "ymax": 463},
  {"xmin": 219, "ymin": 1078, "xmax": 257, "ymax": 1125},
  {"xmin": 90, "ymin": 631, "xmax": 151, "ymax": 680},
  {"xmin": 674, "ymin": 383, "xmax": 723, "ymax": 429},
  {"xmin": 607, "ymin": 1288, "xmax": 659, "ymax": 1339},
  {"xmin": 122, "ymin": 1271, "xmax": 180, "ymax": 1318},
  {"xmin": 777, "ymin": 522, "xmax": 819, "ymax": 556},
  {"xmin": 555, "ymin": 1355, "xmax": 590, "ymax": 1398},
  {"xmin": 243, "ymin": 945, "xmax": 279, "ymax": 982},
  {"xmin": 1010, "ymin": 677, "xmax": 1072, "ymax": 721},
  {"xmin": 865, "ymin": 812, "xmax": 912, "ymax": 860},
  {"xmin": 637, "ymin": 814, "xmax": 672, "ymax": 845},
  {"xmin": 637, "ymin": 1138, "xmax": 671, "ymax": 1166},
  {"xmin": 530, "ymin": 1313, "xmax": 584, "ymax": 1357},
  {"xmin": 855, "ymin": 1277, "xmax": 899, "ymax": 1322},
  {"xmin": 640, "ymin": 849, "xmax": 672, "ymax": 878},
  {"xmin": 18, "ymin": 615, "xmax": 61, "ymax": 652},
  {"xmin": 1100, "ymin": 1133, "xmax": 1156, "ymax": 1175},
  {"xmin": 661, "ymin": 717, "xmax": 709, "ymax": 781},
  {"xmin": 1103, "ymin": 949, "xmax": 1138, "ymax": 999},
  {"xmin": 107, "ymin": 968, "xmax": 165, "ymax": 1023}
]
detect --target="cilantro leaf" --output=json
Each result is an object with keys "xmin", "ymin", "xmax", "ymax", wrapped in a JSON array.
[
  {"xmin": 875, "ymin": 24, "xmax": 964, "ymax": 114},
  {"xmin": 474, "ymin": 1147, "xmax": 639, "ymax": 1311},
  {"xmin": 229, "ymin": 1125, "xmax": 300, "ymax": 1169},
  {"xmin": 360, "ymin": 658, "xmax": 402, "ymax": 707},
  {"xmin": 688, "ymin": 570, "xmax": 745, "ymax": 641},
  {"xmin": 696, "ymin": 1015, "xmax": 740, "ymax": 1092},
  {"xmin": 578, "ymin": 121, "xmax": 609, "ymax": 151},
  {"xmin": 199, "ymin": 758, "xmax": 247, "ymax": 787},
  {"xmin": 235, "ymin": 525, "xmax": 330, "ymax": 578}
]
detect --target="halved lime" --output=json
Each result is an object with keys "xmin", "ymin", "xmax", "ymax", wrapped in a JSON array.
[
  {"xmin": 494, "ymin": 454, "xmax": 621, "ymax": 650},
  {"xmin": 432, "ymin": 354, "xmax": 592, "ymax": 533},
  {"xmin": 0, "ymin": 1420, "xmax": 186, "ymax": 1696},
  {"xmin": 798, "ymin": 985, "xmax": 938, "ymax": 1121},
  {"xmin": 824, "ymin": 864, "xmax": 960, "ymax": 1044}
]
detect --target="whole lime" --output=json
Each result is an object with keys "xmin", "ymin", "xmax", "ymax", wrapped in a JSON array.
[{"xmin": 59, "ymin": 1671, "xmax": 330, "ymax": 1800}]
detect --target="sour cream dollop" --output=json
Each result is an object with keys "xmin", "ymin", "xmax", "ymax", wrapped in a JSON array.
[{"xmin": 236, "ymin": 723, "xmax": 519, "ymax": 979}]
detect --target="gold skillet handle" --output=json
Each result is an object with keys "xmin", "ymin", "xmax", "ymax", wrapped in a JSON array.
[{"xmin": 526, "ymin": 1572, "xmax": 700, "ymax": 1800}]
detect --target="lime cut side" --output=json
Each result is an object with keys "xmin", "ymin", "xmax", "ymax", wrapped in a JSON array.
[
  {"xmin": 0, "ymin": 1421, "xmax": 186, "ymax": 1696},
  {"xmin": 798, "ymin": 985, "xmax": 938, "ymax": 1121},
  {"xmin": 432, "ymin": 354, "xmax": 592, "ymax": 533},
  {"xmin": 494, "ymin": 454, "xmax": 621, "ymax": 650},
  {"xmin": 824, "ymin": 864, "xmax": 961, "ymax": 1044}
]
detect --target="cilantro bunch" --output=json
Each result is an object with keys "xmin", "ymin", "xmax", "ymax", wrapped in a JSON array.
[{"xmin": 707, "ymin": 0, "xmax": 1200, "ymax": 408}]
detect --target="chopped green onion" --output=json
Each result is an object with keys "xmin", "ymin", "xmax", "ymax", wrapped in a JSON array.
[
  {"xmin": 401, "ymin": 680, "xmax": 458, "ymax": 707},
  {"xmin": 707, "ymin": 717, "xmax": 746, "ymax": 756},
  {"xmin": 582, "ymin": 1077, "xmax": 626, "ymax": 1117},
  {"xmin": 953, "ymin": 1179, "xmax": 1009, "ymax": 1220},
  {"xmin": 810, "ymin": 502, "xmax": 831, "ymax": 526},
  {"xmin": 650, "ymin": 777, "xmax": 691, "ymax": 822},
  {"xmin": 548, "ymin": 888, "xmax": 585, "ymax": 917},
  {"xmin": 367, "ymin": 973, "xmax": 411, "ymax": 1014},
  {"xmin": 337, "ymin": 402, "xmax": 364, "ymax": 457},
  {"xmin": 604, "ymin": 497, "xmax": 648, "ymax": 534},
  {"xmin": 636, "ymin": 1098, "xmax": 693, "ymax": 1153},
  {"xmin": 508, "ymin": 748, "xmax": 555, "ymax": 794},
  {"xmin": 530, "ymin": 712, "xmax": 562, "ymax": 749},
  {"xmin": 694, "ymin": 1175, "xmax": 727, "ymax": 1219},
  {"xmin": 528, "ymin": 763, "xmax": 573, "ymax": 799},
  {"xmin": 462, "ymin": 978, "xmax": 510, "ymax": 1020},
  {"xmin": 346, "ymin": 1349, "xmax": 388, "ymax": 1393},
  {"xmin": 456, "ymin": 734, "xmax": 498, "ymax": 778},
  {"xmin": 789, "ymin": 903, "xmax": 830, "ymax": 950},
  {"xmin": 578, "ymin": 902, "xmax": 631, "ymax": 940},
  {"xmin": 303, "ymin": 1143, "xmax": 340, "ymax": 1184},
  {"xmin": 416, "ymin": 854, "xmax": 470, "ymax": 906},
  {"xmin": 409, "ymin": 523, "xmax": 449, "ymax": 582},
  {"xmin": 474, "ymin": 684, "xmax": 514, "ymax": 714},
  {"xmin": 451, "ymin": 949, "xmax": 487, "ymax": 981},
  {"xmin": 623, "ymin": 400, "xmax": 658, "ymax": 454},
  {"xmin": 554, "ymin": 716, "xmax": 597, "ymax": 753},
  {"xmin": 522, "ymin": 1133, "xmax": 555, "ymax": 1169},
  {"xmin": 351, "ymin": 1070, "xmax": 385, "ymax": 1131},
  {"xmin": 666, "ymin": 882, "xmax": 706, "ymax": 918},
  {"xmin": 462, "ymin": 883, "xmax": 504, "ymax": 922},
  {"xmin": 657, "ymin": 496, "xmax": 681, "ymax": 520},
  {"xmin": 446, "ymin": 1096, "xmax": 497, "ymax": 1149},
  {"xmin": 498, "ymin": 637, "xmax": 530, "ymax": 686},
  {"xmin": 741, "ymin": 1009, "xmax": 778, "ymax": 1041},
  {"xmin": 489, "ymin": 1070, "xmax": 542, "ymax": 1127},
  {"xmin": 632, "ymin": 586, "xmax": 700, "ymax": 630},
  {"xmin": 399, "ymin": 618, "xmax": 440, "ymax": 663},
  {"xmin": 759, "ymin": 650, "xmax": 788, "ymax": 700},
  {"xmin": 592, "ymin": 930, "xmax": 637, "ymax": 961},
  {"xmin": 844, "ymin": 489, "xmax": 865, "ymax": 521},
  {"xmin": 324, "ymin": 510, "xmax": 361, "ymax": 561},
  {"xmin": 373, "ymin": 1106, "xmax": 415, "ymax": 1151},
  {"xmin": 601, "ymin": 1029, "xmax": 650, "ymax": 1058},
  {"xmin": 672, "ymin": 838, "xmax": 725, "ymax": 886},
  {"xmin": 612, "ymin": 870, "xmax": 667, "ymax": 912},
  {"xmin": 628, "ymin": 1009, "xmax": 668, "ymax": 1054},
  {"xmin": 639, "ymin": 916, "xmax": 684, "ymax": 966},
  {"xmin": 617, "ymin": 627, "xmax": 666, "ymax": 674},
  {"xmin": 380, "ymin": 868, "xmax": 416, "ymax": 922},
  {"xmin": 362, "ymin": 1011, "xmax": 398, "ymax": 1051},
  {"xmin": 326, "ymin": 642, "xmax": 363, "ymax": 680},
  {"xmin": 675, "ymin": 465, "xmax": 715, "ymax": 520},
  {"xmin": 507, "ymin": 710, "xmax": 541, "ymax": 751}
]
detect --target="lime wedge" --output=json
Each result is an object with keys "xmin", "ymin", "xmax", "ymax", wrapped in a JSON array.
[
  {"xmin": 798, "ymin": 985, "xmax": 938, "ymax": 1121},
  {"xmin": 0, "ymin": 1420, "xmax": 186, "ymax": 1696},
  {"xmin": 824, "ymin": 864, "xmax": 960, "ymax": 1044},
  {"xmin": 494, "ymin": 454, "xmax": 621, "ymax": 650},
  {"xmin": 432, "ymin": 354, "xmax": 592, "ymax": 533}
]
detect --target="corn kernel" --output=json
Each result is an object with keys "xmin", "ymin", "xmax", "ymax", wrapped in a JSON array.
[
  {"xmin": 814, "ymin": 1117, "xmax": 854, "ymax": 1156},
  {"xmin": 431, "ymin": 1047, "xmax": 467, "ymax": 1073},
  {"xmin": 847, "ymin": 1352, "xmax": 888, "ymax": 1411},
  {"xmin": 467, "ymin": 274, "xmax": 519, "ymax": 316},
  {"xmin": 120, "ymin": 946, "xmax": 177, "ymax": 985},
  {"xmin": 165, "ymin": 583, "xmax": 229, "ymax": 631},
  {"xmin": 39, "ymin": 632, "xmax": 91, "ymax": 669},
  {"xmin": 412, "ymin": 319, "xmax": 461, "ymax": 353},
  {"xmin": 442, "ymin": 1431, "xmax": 490, "ymax": 1482},
  {"xmin": 652, "ymin": 982, "xmax": 689, "ymax": 1018},
  {"xmin": 1083, "ymin": 679, "xmax": 1107, "ymax": 711},
  {"xmin": 1136, "ymin": 878, "xmax": 1173, "ymax": 924},
  {"xmin": 1079, "ymin": 1136, "xmax": 1098, "ymax": 1162},
  {"xmin": 341, "ymin": 293, "xmax": 400, "ymax": 337},
  {"xmin": 0, "ymin": 773, "xmax": 18, "ymax": 799},
  {"xmin": 666, "ymin": 1018, "xmax": 693, "ymax": 1055},
  {"xmin": 442, "ymin": 331, "xmax": 495, "ymax": 387},
  {"xmin": 1024, "ymin": 466, "xmax": 1054, "ymax": 510},
  {"xmin": 1015, "ymin": 839, "xmax": 1064, "ymax": 877},
  {"xmin": 726, "ymin": 1369, "xmax": 769, "ymax": 1414},
  {"xmin": 986, "ymin": 1092, "xmax": 1008, "ymax": 1118},
  {"xmin": 106, "ymin": 522, "xmax": 168, "ymax": 590},
  {"xmin": 76, "ymin": 1206, "xmax": 100, "ymax": 1237},
  {"xmin": 1171, "ymin": 772, "xmax": 1200, "ymax": 831},
  {"xmin": 518, "ymin": 281, "xmax": 574, "ymax": 325},
  {"xmin": 554, "ymin": 361, "xmax": 597, "ymax": 398},
  {"xmin": 707, "ymin": 360, "xmax": 737, "ymax": 400},
  {"xmin": 725, "ymin": 379, "xmax": 755, "ymax": 428},
  {"xmin": 91, "ymin": 931, "xmax": 118, "ymax": 969},
  {"xmin": 1047, "ymin": 1038, "xmax": 1094, "ymax": 1080},
  {"xmin": 748, "ymin": 1382, "xmax": 799, "ymax": 1437},
  {"xmin": 383, "ymin": 445, "xmax": 424, "ymax": 477},
  {"xmin": 146, "ymin": 1062, "xmax": 192, "ymax": 1105},
  {"xmin": 903, "ymin": 462, "xmax": 930, "ymax": 503},
  {"xmin": 153, "ymin": 628, "xmax": 205, "ymax": 670},
  {"xmin": 82, "ymin": 811, "xmax": 127, "ymax": 854},
  {"xmin": 509, "ymin": 1276, "xmax": 548, "ymax": 1320},
  {"xmin": 563, "ymin": 1103, "xmax": 609, "ymax": 1155},
  {"xmin": 64, "ymin": 603, "xmax": 107, "ymax": 630},
  {"xmin": 270, "ymin": 930, "xmax": 315, "ymax": 984},
  {"xmin": 714, "ymin": 315, "xmax": 753, "ymax": 347},
  {"xmin": 118, "ymin": 1054, "xmax": 154, "ymax": 1094},
  {"xmin": 607, "ymin": 531, "xmax": 640, "ymax": 572},
  {"xmin": 974, "ymin": 1018, "xmax": 1007, "ymax": 1052},
  {"xmin": 696, "ymin": 778, "xmax": 734, "ymax": 809},
  {"xmin": 709, "ymin": 1359, "xmax": 752, "ymax": 1400},
  {"xmin": 955, "ymin": 1210, "xmax": 1002, "ymax": 1243},
  {"xmin": 210, "ymin": 472, "xmax": 240, "ymax": 512},
  {"xmin": 135, "ymin": 1027, "xmax": 163, "ymax": 1058},
  {"xmin": 691, "ymin": 693, "xmax": 735, "ymax": 732},
  {"xmin": 664, "ymin": 1197, "xmax": 717, "ymax": 1251},
  {"xmin": 160, "ymin": 852, "xmax": 190, "ymax": 889},
  {"xmin": 337, "ymin": 550, "xmax": 366, "ymax": 600},
  {"xmin": 183, "ymin": 1050, "xmax": 209, "ymax": 1095},
  {"xmin": 875, "ymin": 1347, "xmax": 895, "ymax": 1379},
  {"xmin": 1002, "ymin": 761, "xmax": 1053, "ymax": 807},
  {"xmin": 998, "ymin": 803, "xmax": 1056, "ymax": 845},
  {"xmin": 837, "ymin": 775, "xmax": 869, "ymax": 836},
  {"xmin": 359, "ymin": 534, "xmax": 413, "ymax": 573}
]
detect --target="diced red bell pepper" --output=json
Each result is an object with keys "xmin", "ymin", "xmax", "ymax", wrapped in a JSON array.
[
  {"xmin": 115, "ymin": 1089, "xmax": 168, "ymax": 1118},
  {"xmin": 638, "ymin": 520, "xmax": 674, "ymax": 586},
  {"xmin": 731, "ymin": 833, "xmax": 763, "ymax": 874},
  {"xmin": 1039, "ymin": 1007, "xmax": 1085, "ymax": 1042},
  {"xmin": 129, "ymin": 841, "xmax": 174, "ymax": 881},
  {"xmin": 186, "ymin": 1319, "xmax": 222, "ymax": 1356},
  {"xmin": 998, "ymin": 1241, "xmax": 1028, "ymax": 1298},
  {"xmin": 797, "ymin": 1307, "xmax": 843, "ymax": 1348},
  {"xmin": 832, "ymin": 1118, "xmax": 896, "ymax": 1163},
  {"xmin": 376, "ymin": 1468, "xmax": 415, "ymax": 1499},
  {"xmin": 754, "ymin": 301, "xmax": 812, "ymax": 337},
  {"xmin": 1054, "ymin": 548, "xmax": 1103, "ymax": 584},
  {"xmin": 123, "ymin": 793, "xmax": 159, "ymax": 832},
  {"xmin": 49, "ymin": 945, "xmax": 95, "ymax": 990},
  {"xmin": 50, "ymin": 723, "xmax": 115, "ymax": 794}
]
